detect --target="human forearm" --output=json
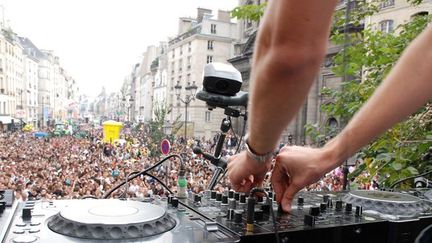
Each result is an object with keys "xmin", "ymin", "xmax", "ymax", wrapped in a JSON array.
[
  {"xmin": 248, "ymin": 0, "xmax": 338, "ymax": 154},
  {"xmin": 325, "ymin": 26, "xmax": 432, "ymax": 167}
]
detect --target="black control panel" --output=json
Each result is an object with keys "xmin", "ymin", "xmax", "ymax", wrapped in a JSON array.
[
  {"xmin": 2, "ymin": 189, "xmax": 432, "ymax": 243},
  {"xmin": 182, "ymin": 189, "xmax": 432, "ymax": 243}
]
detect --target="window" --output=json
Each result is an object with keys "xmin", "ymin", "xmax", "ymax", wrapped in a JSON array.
[
  {"xmin": 379, "ymin": 20, "xmax": 394, "ymax": 33},
  {"xmin": 171, "ymin": 62, "xmax": 175, "ymax": 74},
  {"xmin": 188, "ymin": 42, "xmax": 192, "ymax": 52},
  {"xmin": 205, "ymin": 111, "xmax": 211, "ymax": 122},
  {"xmin": 187, "ymin": 56, "xmax": 191, "ymax": 69},
  {"xmin": 210, "ymin": 24, "xmax": 217, "ymax": 34},
  {"xmin": 180, "ymin": 45, "xmax": 183, "ymax": 55},
  {"xmin": 380, "ymin": 0, "xmax": 394, "ymax": 9},
  {"xmin": 411, "ymin": 11, "xmax": 429, "ymax": 19},
  {"xmin": 172, "ymin": 50, "xmax": 175, "ymax": 58},
  {"xmin": 178, "ymin": 59, "xmax": 182, "ymax": 72},
  {"xmin": 207, "ymin": 40, "xmax": 214, "ymax": 50},
  {"xmin": 206, "ymin": 55, "xmax": 213, "ymax": 64}
]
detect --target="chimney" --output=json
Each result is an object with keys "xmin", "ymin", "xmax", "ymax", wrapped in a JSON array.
[
  {"xmin": 218, "ymin": 10, "xmax": 231, "ymax": 22},
  {"xmin": 197, "ymin": 8, "xmax": 212, "ymax": 23},
  {"xmin": 178, "ymin": 18, "xmax": 194, "ymax": 35}
]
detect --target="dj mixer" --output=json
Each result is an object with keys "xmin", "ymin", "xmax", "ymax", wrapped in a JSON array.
[{"xmin": 2, "ymin": 189, "xmax": 432, "ymax": 243}]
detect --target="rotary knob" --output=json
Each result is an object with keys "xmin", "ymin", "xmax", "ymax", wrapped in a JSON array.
[
  {"xmin": 194, "ymin": 194, "xmax": 201, "ymax": 203},
  {"xmin": 167, "ymin": 195, "xmax": 173, "ymax": 205},
  {"xmin": 355, "ymin": 206, "xmax": 363, "ymax": 217},
  {"xmin": 211, "ymin": 191, "xmax": 217, "ymax": 200},
  {"xmin": 310, "ymin": 206, "xmax": 320, "ymax": 216},
  {"xmin": 297, "ymin": 197, "xmax": 304, "ymax": 205},
  {"xmin": 336, "ymin": 200, "xmax": 343, "ymax": 211},
  {"xmin": 228, "ymin": 190, "xmax": 234, "ymax": 199},
  {"xmin": 240, "ymin": 194, "xmax": 247, "ymax": 204},
  {"xmin": 22, "ymin": 208, "xmax": 32, "ymax": 220},
  {"xmin": 320, "ymin": 203, "xmax": 327, "ymax": 213},
  {"xmin": 323, "ymin": 195, "xmax": 330, "ymax": 203},
  {"xmin": 345, "ymin": 203, "xmax": 353, "ymax": 214},
  {"xmin": 171, "ymin": 197, "xmax": 179, "ymax": 208},
  {"xmin": 222, "ymin": 195, "xmax": 228, "ymax": 204},
  {"xmin": 234, "ymin": 210, "xmax": 243, "ymax": 223},
  {"xmin": 234, "ymin": 192, "xmax": 240, "ymax": 201},
  {"xmin": 216, "ymin": 193, "xmax": 222, "ymax": 202}
]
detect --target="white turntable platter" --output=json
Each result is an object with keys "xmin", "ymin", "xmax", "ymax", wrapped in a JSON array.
[
  {"xmin": 60, "ymin": 200, "xmax": 165, "ymax": 225},
  {"xmin": 47, "ymin": 199, "xmax": 176, "ymax": 240}
]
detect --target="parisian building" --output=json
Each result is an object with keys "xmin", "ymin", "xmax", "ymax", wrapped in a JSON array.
[
  {"xmin": 166, "ymin": 8, "xmax": 238, "ymax": 139},
  {"xmin": 229, "ymin": 0, "xmax": 431, "ymax": 145}
]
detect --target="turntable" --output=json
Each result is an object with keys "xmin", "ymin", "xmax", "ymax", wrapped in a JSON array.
[
  {"xmin": 343, "ymin": 190, "xmax": 432, "ymax": 219},
  {"xmin": 0, "ymin": 198, "xmax": 240, "ymax": 243},
  {"xmin": 47, "ymin": 200, "xmax": 176, "ymax": 240}
]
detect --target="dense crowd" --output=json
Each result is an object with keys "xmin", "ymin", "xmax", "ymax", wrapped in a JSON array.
[
  {"xmin": 0, "ymin": 125, "xmax": 240, "ymax": 201},
  {"xmin": 0, "ymin": 124, "xmax": 365, "ymax": 201}
]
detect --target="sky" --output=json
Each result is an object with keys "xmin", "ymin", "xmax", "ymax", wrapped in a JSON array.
[{"xmin": 0, "ymin": 0, "xmax": 238, "ymax": 98}]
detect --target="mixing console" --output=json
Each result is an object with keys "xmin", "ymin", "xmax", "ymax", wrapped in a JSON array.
[{"xmin": 2, "ymin": 189, "xmax": 432, "ymax": 242}]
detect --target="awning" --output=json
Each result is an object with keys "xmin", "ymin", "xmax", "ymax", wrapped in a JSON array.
[{"xmin": 0, "ymin": 116, "xmax": 22, "ymax": 124}]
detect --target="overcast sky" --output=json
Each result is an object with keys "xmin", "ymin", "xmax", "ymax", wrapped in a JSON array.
[{"xmin": 0, "ymin": 0, "xmax": 238, "ymax": 98}]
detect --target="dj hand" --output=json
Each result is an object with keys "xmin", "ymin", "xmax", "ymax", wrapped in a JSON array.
[
  {"xmin": 271, "ymin": 146, "xmax": 332, "ymax": 212},
  {"xmin": 227, "ymin": 151, "xmax": 271, "ymax": 192}
]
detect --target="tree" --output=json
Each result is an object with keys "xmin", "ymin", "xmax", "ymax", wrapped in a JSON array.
[
  {"xmin": 231, "ymin": 2, "xmax": 267, "ymax": 22},
  {"xmin": 313, "ymin": 7, "xmax": 432, "ymax": 188},
  {"xmin": 232, "ymin": 1, "xmax": 432, "ymax": 187},
  {"xmin": 147, "ymin": 103, "xmax": 181, "ymax": 156}
]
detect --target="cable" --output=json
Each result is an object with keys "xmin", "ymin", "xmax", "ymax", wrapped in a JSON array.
[
  {"xmin": 389, "ymin": 169, "xmax": 432, "ymax": 189},
  {"xmin": 143, "ymin": 172, "xmax": 174, "ymax": 195},
  {"xmin": 103, "ymin": 154, "xmax": 182, "ymax": 198},
  {"xmin": 249, "ymin": 187, "xmax": 280, "ymax": 243}
]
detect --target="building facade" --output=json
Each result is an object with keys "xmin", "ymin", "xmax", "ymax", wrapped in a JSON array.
[
  {"xmin": 366, "ymin": 0, "xmax": 432, "ymax": 33},
  {"xmin": 166, "ymin": 8, "xmax": 238, "ymax": 139}
]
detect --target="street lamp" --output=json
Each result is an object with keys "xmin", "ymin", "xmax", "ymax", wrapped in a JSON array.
[
  {"xmin": 126, "ymin": 98, "xmax": 134, "ymax": 122},
  {"xmin": 174, "ymin": 82, "xmax": 197, "ymax": 143}
]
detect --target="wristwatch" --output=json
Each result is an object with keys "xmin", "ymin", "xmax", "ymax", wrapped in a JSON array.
[{"xmin": 244, "ymin": 135, "xmax": 273, "ymax": 164}]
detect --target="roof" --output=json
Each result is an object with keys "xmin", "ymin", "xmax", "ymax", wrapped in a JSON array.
[{"xmin": 17, "ymin": 36, "xmax": 46, "ymax": 60}]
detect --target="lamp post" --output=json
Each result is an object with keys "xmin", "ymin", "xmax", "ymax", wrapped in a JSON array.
[
  {"xmin": 174, "ymin": 83, "xmax": 197, "ymax": 143},
  {"xmin": 127, "ymin": 98, "xmax": 134, "ymax": 122}
]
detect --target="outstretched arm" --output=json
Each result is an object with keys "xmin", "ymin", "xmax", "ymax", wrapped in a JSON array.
[
  {"xmin": 228, "ymin": 0, "xmax": 338, "ymax": 192},
  {"xmin": 272, "ymin": 26, "xmax": 432, "ymax": 211}
]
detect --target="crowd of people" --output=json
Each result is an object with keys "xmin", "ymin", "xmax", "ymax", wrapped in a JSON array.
[
  {"xmin": 0, "ymin": 125, "xmax": 241, "ymax": 201},
  {"xmin": 0, "ymin": 124, "xmax": 367, "ymax": 201}
]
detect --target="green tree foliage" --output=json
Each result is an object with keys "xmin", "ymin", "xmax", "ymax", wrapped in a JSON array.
[
  {"xmin": 232, "ymin": 0, "xmax": 431, "ymax": 188},
  {"xmin": 147, "ymin": 103, "xmax": 181, "ymax": 156},
  {"xmin": 321, "ymin": 14, "xmax": 432, "ymax": 188},
  {"xmin": 231, "ymin": 2, "xmax": 267, "ymax": 22}
]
